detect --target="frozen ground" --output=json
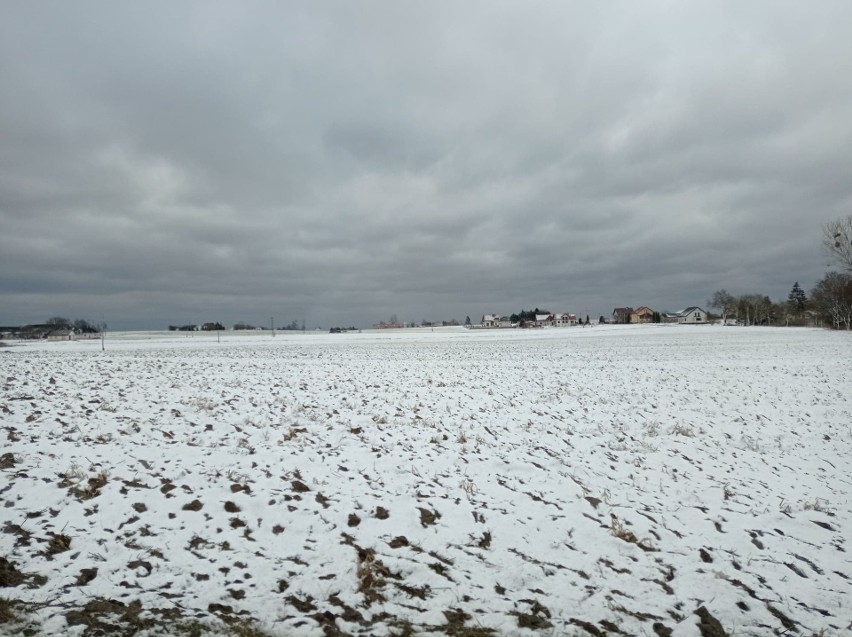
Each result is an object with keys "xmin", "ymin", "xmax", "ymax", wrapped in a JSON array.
[{"xmin": 1, "ymin": 325, "xmax": 850, "ymax": 636}]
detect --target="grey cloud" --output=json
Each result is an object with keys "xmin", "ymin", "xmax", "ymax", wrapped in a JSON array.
[{"xmin": 2, "ymin": 2, "xmax": 852, "ymax": 328}]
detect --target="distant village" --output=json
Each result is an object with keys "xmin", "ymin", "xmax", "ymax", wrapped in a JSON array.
[
  {"xmin": 473, "ymin": 305, "xmax": 711, "ymax": 328},
  {"xmin": 367, "ymin": 306, "xmax": 710, "ymax": 330},
  {"xmin": 2, "ymin": 287, "xmax": 840, "ymax": 342},
  {"xmin": 1, "ymin": 307, "xmax": 710, "ymax": 341}
]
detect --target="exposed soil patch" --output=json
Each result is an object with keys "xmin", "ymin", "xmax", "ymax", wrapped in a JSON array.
[
  {"xmin": 76, "ymin": 568, "xmax": 98, "ymax": 585},
  {"xmin": 182, "ymin": 499, "xmax": 203, "ymax": 511},
  {"xmin": 419, "ymin": 507, "xmax": 441, "ymax": 527},
  {"xmin": 291, "ymin": 480, "xmax": 311, "ymax": 493},
  {"xmin": 65, "ymin": 598, "xmax": 147, "ymax": 635},
  {"xmin": 0, "ymin": 453, "xmax": 17, "ymax": 469},
  {"xmin": 0, "ymin": 556, "xmax": 25, "ymax": 587},
  {"xmin": 695, "ymin": 606, "xmax": 728, "ymax": 637}
]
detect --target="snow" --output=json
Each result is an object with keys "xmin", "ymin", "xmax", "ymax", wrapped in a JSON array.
[{"xmin": 1, "ymin": 325, "xmax": 850, "ymax": 636}]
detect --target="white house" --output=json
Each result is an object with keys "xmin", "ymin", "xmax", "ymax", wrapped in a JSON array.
[
  {"xmin": 533, "ymin": 313, "xmax": 578, "ymax": 327},
  {"xmin": 535, "ymin": 314, "xmax": 552, "ymax": 327},
  {"xmin": 481, "ymin": 312, "xmax": 576, "ymax": 328},
  {"xmin": 481, "ymin": 314, "xmax": 513, "ymax": 328},
  {"xmin": 553, "ymin": 313, "xmax": 578, "ymax": 327},
  {"xmin": 676, "ymin": 307, "xmax": 708, "ymax": 324},
  {"xmin": 47, "ymin": 328, "xmax": 76, "ymax": 341}
]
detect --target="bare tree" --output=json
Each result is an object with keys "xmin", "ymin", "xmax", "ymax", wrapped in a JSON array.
[
  {"xmin": 811, "ymin": 272, "xmax": 852, "ymax": 329},
  {"xmin": 754, "ymin": 295, "xmax": 775, "ymax": 325},
  {"xmin": 736, "ymin": 294, "xmax": 775, "ymax": 326},
  {"xmin": 823, "ymin": 215, "xmax": 852, "ymax": 272},
  {"xmin": 710, "ymin": 289, "xmax": 736, "ymax": 323}
]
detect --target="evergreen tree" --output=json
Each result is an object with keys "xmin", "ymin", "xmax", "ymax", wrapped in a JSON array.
[{"xmin": 787, "ymin": 282, "xmax": 808, "ymax": 315}]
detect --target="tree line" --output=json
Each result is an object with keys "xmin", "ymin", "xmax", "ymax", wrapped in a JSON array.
[
  {"xmin": 44, "ymin": 317, "xmax": 104, "ymax": 333},
  {"xmin": 168, "ymin": 320, "xmax": 305, "ymax": 331},
  {"xmin": 709, "ymin": 289, "xmax": 797, "ymax": 326},
  {"xmin": 710, "ymin": 215, "xmax": 852, "ymax": 329}
]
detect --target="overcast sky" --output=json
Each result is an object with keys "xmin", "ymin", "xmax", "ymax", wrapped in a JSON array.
[{"xmin": 2, "ymin": 2, "xmax": 851, "ymax": 329}]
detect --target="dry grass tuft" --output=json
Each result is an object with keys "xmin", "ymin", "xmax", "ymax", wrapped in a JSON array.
[
  {"xmin": 0, "ymin": 597, "xmax": 17, "ymax": 624},
  {"xmin": 58, "ymin": 465, "xmax": 109, "ymax": 501},
  {"xmin": 610, "ymin": 514, "xmax": 656, "ymax": 552},
  {"xmin": 46, "ymin": 533, "xmax": 72, "ymax": 557},
  {"xmin": 355, "ymin": 545, "xmax": 401, "ymax": 606},
  {"xmin": 356, "ymin": 548, "xmax": 387, "ymax": 604},
  {"xmin": 0, "ymin": 597, "xmax": 31, "ymax": 628},
  {"xmin": 669, "ymin": 424, "xmax": 695, "ymax": 437}
]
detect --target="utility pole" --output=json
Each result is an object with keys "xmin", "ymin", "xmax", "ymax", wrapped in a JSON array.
[
  {"xmin": 271, "ymin": 316, "xmax": 274, "ymax": 337},
  {"xmin": 101, "ymin": 313, "xmax": 105, "ymax": 351}
]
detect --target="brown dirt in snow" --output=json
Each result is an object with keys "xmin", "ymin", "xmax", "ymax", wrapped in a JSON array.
[
  {"xmin": 695, "ymin": 605, "xmax": 728, "ymax": 637},
  {"xmin": 0, "ymin": 557, "xmax": 25, "ymax": 587}
]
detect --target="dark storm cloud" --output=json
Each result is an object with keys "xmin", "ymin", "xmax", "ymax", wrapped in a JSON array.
[{"xmin": 2, "ymin": 1, "xmax": 851, "ymax": 328}]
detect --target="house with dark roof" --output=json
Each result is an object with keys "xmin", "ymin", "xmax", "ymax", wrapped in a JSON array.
[{"xmin": 612, "ymin": 307, "xmax": 633, "ymax": 324}]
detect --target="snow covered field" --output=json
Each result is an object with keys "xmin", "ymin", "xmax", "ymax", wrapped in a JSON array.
[{"xmin": 1, "ymin": 325, "xmax": 850, "ymax": 636}]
